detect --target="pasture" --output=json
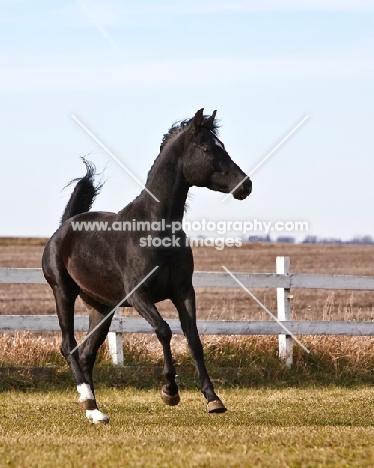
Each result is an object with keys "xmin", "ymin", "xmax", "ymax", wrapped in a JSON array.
[
  {"xmin": 1, "ymin": 240, "xmax": 374, "ymax": 466},
  {"xmin": 1, "ymin": 387, "xmax": 374, "ymax": 467}
]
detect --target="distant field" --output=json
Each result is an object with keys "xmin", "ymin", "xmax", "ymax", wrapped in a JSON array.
[
  {"xmin": 1, "ymin": 240, "xmax": 373, "ymax": 321},
  {"xmin": 0, "ymin": 237, "xmax": 47, "ymax": 247}
]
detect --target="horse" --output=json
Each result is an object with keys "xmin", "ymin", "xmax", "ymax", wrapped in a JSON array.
[{"xmin": 42, "ymin": 109, "xmax": 252, "ymax": 424}]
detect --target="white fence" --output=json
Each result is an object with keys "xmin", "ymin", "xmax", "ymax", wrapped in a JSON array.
[{"xmin": 1, "ymin": 256, "xmax": 374, "ymax": 367}]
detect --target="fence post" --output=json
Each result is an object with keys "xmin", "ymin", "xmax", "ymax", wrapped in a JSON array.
[
  {"xmin": 276, "ymin": 256, "xmax": 293, "ymax": 367},
  {"xmin": 107, "ymin": 307, "xmax": 124, "ymax": 365}
]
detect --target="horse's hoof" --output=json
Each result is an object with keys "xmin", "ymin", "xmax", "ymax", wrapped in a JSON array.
[
  {"xmin": 86, "ymin": 409, "xmax": 110, "ymax": 424},
  {"xmin": 207, "ymin": 399, "xmax": 227, "ymax": 414},
  {"xmin": 160, "ymin": 388, "xmax": 180, "ymax": 406}
]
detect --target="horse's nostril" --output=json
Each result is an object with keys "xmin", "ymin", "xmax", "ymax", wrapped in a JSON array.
[{"xmin": 234, "ymin": 177, "xmax": 252, "ymax": 199}]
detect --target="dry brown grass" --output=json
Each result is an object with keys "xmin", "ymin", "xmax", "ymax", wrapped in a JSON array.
[
  {"xmin": 1, "ymin": 331, "xmax": 374, "ymax": 387},
  {"xmin": 0, "ymin": 332, "xmax": 64, "ymax": 367}
]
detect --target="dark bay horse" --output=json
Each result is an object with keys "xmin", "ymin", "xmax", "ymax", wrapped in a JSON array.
[{"xmin": 42, "ymin": 109, "xmax": 252, "ymax": 423}]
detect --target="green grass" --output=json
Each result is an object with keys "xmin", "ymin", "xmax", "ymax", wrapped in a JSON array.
[
  {"xmin": 1, "ymin": 387, "xmax": 374, "ymax": 467},
  {"xmin": 2, "ymin": 334, "xmax": 374, "ymax": 466}
]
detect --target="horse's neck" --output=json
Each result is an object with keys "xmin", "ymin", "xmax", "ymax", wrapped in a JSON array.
[{"xmin": 134, "ymin": 143, "xmax": 189, "ymax": 222}]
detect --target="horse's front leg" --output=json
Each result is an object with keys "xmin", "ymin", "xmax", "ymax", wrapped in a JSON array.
[
  {"xmin": 131, "ymin": 290, "xmax": 180, "ymax": 405},
  {"xmin": 172, "ymin": 286, "xmax": 227, "ymax": 413}
]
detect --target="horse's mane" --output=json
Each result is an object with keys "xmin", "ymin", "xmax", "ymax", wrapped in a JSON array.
[{"xmin": 160, "ymin": 113, "xmax": 220, "ymax": 152}]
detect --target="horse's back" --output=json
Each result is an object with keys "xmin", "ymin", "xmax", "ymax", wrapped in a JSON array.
[{"xmin": 42, "ymin": 209, "xmax": 195, "ymax": 306}]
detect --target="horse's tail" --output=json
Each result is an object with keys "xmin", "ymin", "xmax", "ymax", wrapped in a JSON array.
[{"xmin": 60, "ymin": 159, "xmax": 102, "ymax": 225}]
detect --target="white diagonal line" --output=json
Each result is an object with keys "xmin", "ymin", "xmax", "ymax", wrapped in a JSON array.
[
  {"xmin": 79, "ymin": 1, "xmax": 121, "ymax": 52},
  {"xmin": 221, "ymin": 266, "xmax": 310, "ymax": 353},
  {"xmin": 70, "ymin": 265, "xmax": 159, "ymax": 354},
  {"xmin": 221, "ymin": 115, "xmax": 309, "ymax": 202},
  {"xmin": 71, "ymin": 114, "xmax": 160, "ymax": 202}
]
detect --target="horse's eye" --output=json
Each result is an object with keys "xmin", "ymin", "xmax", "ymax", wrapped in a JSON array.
[{"xmin": 203, "ymin": 147, "xmax": 211, "ymax": 153}]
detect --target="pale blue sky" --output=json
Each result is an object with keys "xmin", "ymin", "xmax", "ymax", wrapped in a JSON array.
[{"xmin": 1, "ymin": 1, "xmax": 374, "ymax": 239}]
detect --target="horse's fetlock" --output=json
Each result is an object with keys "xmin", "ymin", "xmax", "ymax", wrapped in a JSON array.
[
  {"xmin": 163, "ymin": 382, "xmax": 178, "ymax": 395},
  {"xmin": 78, "ymin": 399, "xmax": 97, "ymax": 410}
]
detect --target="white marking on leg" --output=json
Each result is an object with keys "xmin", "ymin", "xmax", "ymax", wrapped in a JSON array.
[
  {"xmin": 86, "ymin": 409, "xmax": 109, "ymax": 424},
  {"xmin": 77, "ymin": 383, "xmax": 94, "ymax": 402}
]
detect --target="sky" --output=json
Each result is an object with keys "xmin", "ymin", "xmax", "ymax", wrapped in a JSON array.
[{"xmin": 1, "ymin": 0, "xmax": 374, "ymax": 240}]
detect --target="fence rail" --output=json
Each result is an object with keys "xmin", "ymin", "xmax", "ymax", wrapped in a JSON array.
[
  {"xmin": 1, "ymin": 257, "xmax": 374, "ymax": 367},
  {"xmin": 2, "ymin": 268, "xmax": 374, "ymax": 290},
  {"xmin": 2, "ymin": 315, "xmax": 374, "ymax": 336}
]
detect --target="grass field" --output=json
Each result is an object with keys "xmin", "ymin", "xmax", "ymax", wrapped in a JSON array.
[
  {"xmin": 1, "ymin": 387, "xmax": 374, "ymax": 467},
  {"xmin": 1, "ymin": 333, "xmax": 374, "ymax": 467}
]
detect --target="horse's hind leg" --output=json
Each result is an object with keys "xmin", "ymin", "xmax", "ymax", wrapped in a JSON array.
[
  {"xmin": 52, "ymin": 277, "xmax": 84, "ymax": 382},
  {"xmin": 78, "ymin": 294, "xmax": 113, "ymax": 423},
  {"xmin": 131, "ymin": 289, "xmax": 180, "ymax": 406},
  {"xmin": 52, "ymin": 276, "xmax": 97, "ymax": 413},
  {"xmin": 52, "ymin": 276, "xmax": 109, "ymax": 424},
  {"xmin": 172, "ymin": 286, "xmax": 227, "ymax": 413}
]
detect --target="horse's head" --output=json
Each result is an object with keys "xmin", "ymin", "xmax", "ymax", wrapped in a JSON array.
[{"xmin": 182, "ymin": 109, "xmax": 252, "ymax": 200}]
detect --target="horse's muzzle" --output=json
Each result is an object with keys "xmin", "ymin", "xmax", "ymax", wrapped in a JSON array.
[{"xmin": 233, "ymin": 177, "xmax": 252, "ymax": 200}]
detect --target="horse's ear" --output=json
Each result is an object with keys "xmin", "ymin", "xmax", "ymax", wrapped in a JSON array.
[
  {"xmin": 205, "ymin": 110, "xmax": 217, "ymax": 128},
  {"xmin": 193, "ymin": 108, "xmax": 204, "ymax": 129}
]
